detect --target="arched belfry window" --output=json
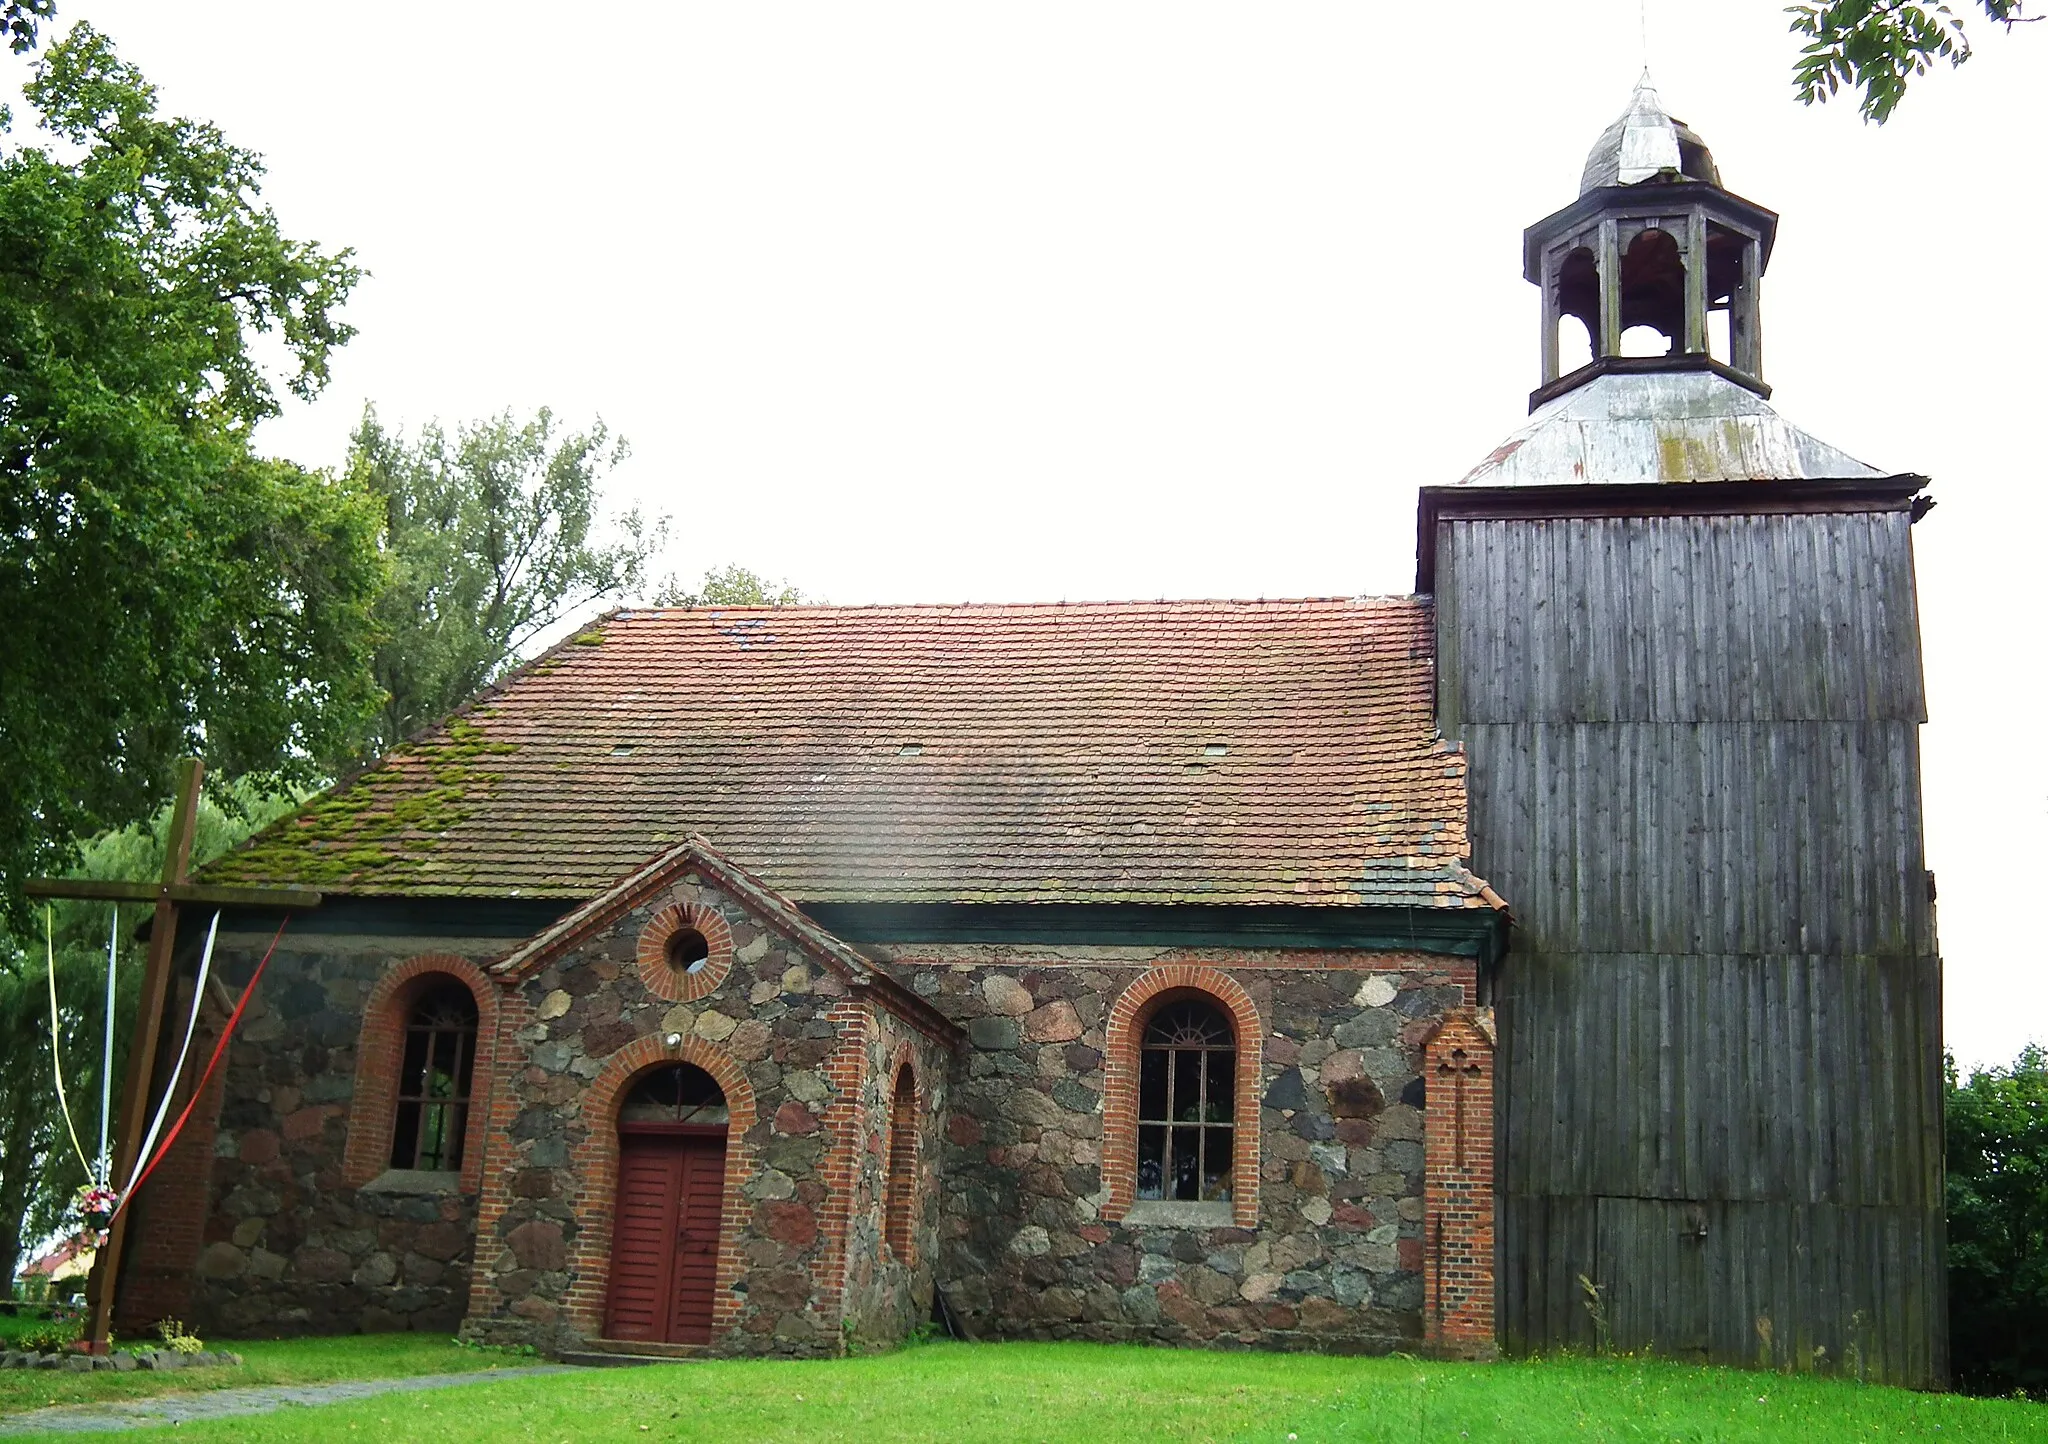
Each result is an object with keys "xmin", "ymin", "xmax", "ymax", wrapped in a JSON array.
[
  {"xmin": 390, "ymin": 981, "xmax": 478, "ymax": 1172},
  {"xmin": 1136, "ymin": 999, "xmax": 1237, "ymax": 1203},
  {"xmin": 1619, "ymin": 228, "xmax": 1685, "ymax": 355}
]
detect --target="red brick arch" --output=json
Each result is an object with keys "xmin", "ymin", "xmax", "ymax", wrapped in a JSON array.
[
  {"xmin": 343, "ymin": 953, "xmax": 500, "ymax": 1192},
  {"xmin": 559, "ymin": 1035, "xmax": 759, "ymax": 1339},
  {"xmin": 1102, "ymin": 964, "xmax": 1264, "ymax": 1227},
  {"xmin": 882, "ymin": 1040, "xmax": 921, "ymax": 1265}
]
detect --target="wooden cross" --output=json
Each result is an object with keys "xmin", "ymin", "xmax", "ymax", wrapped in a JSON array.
[{"xmin": 24, "ymin": 758, "xmax": 320, "ymax": 1353}]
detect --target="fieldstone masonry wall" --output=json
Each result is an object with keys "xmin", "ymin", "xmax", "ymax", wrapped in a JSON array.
[
  {"xmin": 887, "ymin": 944, "xmax": 1480, "ymax": 1352},
  {"xmin": 182, "ymin": 909, "xmax": 1495, "ymax": 1360},
  {"xmin": 188, "ymin": 935, "xmax": 495, "ymax": 1337}
]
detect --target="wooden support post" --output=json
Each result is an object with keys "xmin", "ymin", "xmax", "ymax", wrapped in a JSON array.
[
  {"xmin": 1683, "ymin": 206, "xmax": 1708, "ymax": 356},
  {"xmin": 1596, "ymin": 218, "xmax": 1622, "ymax": 359},
  {"xmin": 1539, "ymin": 248, "xmax": 1561, "ymax": 384}
]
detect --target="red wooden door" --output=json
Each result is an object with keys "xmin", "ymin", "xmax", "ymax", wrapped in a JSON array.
[{"xmin": 605, "ymin": 1131, "xmax": 726, "ymax": 1344}]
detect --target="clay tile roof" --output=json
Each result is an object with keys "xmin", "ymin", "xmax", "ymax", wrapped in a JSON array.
[{"xmin": 205, "ymin": 597, "xmax": 1499, "ymax": 910}]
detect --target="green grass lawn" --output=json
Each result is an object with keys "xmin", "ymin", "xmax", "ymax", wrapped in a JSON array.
[
  {"xmin": 0, "ymin": 1332, "xmax": 511, "ymax": 1417},
  {"xmin": 4, "ymin": 1339, "xmax": 2039, "ymax": 1443}
]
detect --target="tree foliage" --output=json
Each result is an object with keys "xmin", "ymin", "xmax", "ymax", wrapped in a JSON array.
[
  {"xmin": 662, "ymin": 562, "xmax": 807, "ymax": 609},
  {"xmin": 2, "ymin": 0, "xmax": 52, "ymax": 55},
  {"xmin": 0, "ymin": 783, "xmax": 297, "ymax": 1297},
  {"xmin": 0, "ymin": 26, "xmax": 383, "ymax": 920},
  {"xmin": 1789, "ymin": 0, "xmax": 2037, "ymax": 122},
  {"xmin": 1947, "ymin": 1045, "xmax": 2048, "ymax": 1396},
  {"xmin": 344, "ymin": 406, "xmax": 665, "ymax": 758}
]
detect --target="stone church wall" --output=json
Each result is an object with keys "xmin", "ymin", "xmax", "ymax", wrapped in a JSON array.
[
  {"xmin": 180, "ymin": 908, "xmax": 1484, "ymax": 1357},
  {"xmin": 884, "ymin": 945, "xmax": 1475, "ymax": 1353},
  {"xmin": 185, "ymin": 934, "xmax": 496, "ymax": 1337}
]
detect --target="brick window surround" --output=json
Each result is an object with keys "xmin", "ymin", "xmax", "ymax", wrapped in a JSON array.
[
  {"xmin": 634, "ymin": 901, "xmax": 736, "ymax": 1004},
  {"xmin": 1101, "ymin": 965, "xmax": 1263, "ymax": 1228},
  {"xmin": 1422, "ymin": 1009, "xmax": 1497, "ymax": 1360},
  {"xmin": 882, "ymin": 1046, "xmax": 919, "ymax": 1266},
  {"xmin": 560, "ymin": 1035, "xmax": 759, "ymax": 1340},
  {"xmin": 343, "ymin": 954, "xmax": 500, "ymax": 1193}
]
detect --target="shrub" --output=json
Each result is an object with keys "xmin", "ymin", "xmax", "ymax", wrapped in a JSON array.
[
  {"xmin": 1948, "ymin": 1045, "xmax": 2048, "ymax": 1397},
  {"xmin": 18, "ymin": 1321, "xmax": 78, "ymax": 1354},
  {"xmin": 154, "ymin": 1319, "xmax": 205, "ymax": 1356}
]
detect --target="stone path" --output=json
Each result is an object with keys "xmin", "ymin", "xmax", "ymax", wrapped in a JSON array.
[{"xmin": 0, "ymin": 1364, "xmax": 579, "ymax": 1435}]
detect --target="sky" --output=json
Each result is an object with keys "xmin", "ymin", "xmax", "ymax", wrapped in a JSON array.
[{"xmin": 17, "ymin": 2, "xmax": 2044, "ymax": 1067}]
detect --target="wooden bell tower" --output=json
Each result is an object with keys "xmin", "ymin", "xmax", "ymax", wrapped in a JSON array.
[{"xmin": 1418, "ymin": 77, "xmax": 1947, "ymax": 1386}]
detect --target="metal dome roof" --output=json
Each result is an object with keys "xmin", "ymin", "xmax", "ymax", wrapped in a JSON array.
[{"xmin": 1580, "ymin": 71, "xmax": 1722, "ymax": 193}]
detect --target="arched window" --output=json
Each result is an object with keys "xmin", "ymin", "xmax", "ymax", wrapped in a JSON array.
[
  {"xmin": 618, "ymin": 1064, "xmax": 729, "ymax": 1126},
  {"xmin": 883, "ymin": 1067, "xmax": 917, "ymax": 1261},
  {"xmin": 389, "ymin": 981, "xmax": 478, "ymax": 1172},
  {"xmin": 1136, "ymin": 999, "xmax": 1236, "ymax": 1203}
]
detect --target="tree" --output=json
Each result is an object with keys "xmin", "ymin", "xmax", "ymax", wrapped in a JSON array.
[
  {"xmin": 663, "ymin": 563, "xmax": 807, "ymax": 608},
  {"xmin": 1789, "ymin": 0, "xmax": 2039, "ymax": 123},
  {"xmin": 344, "ymin": 406, "xmax": 666, "ymax": 758},
  {"xmin": 0, "ymin": 26, "xmax": 383, "ymax": 921},
  {"xmin": 2, "ymin": 0, "xmax": 53, "ymax": 54},
  {"xmin": 1947, "ymin": 1045, "xmax": 2048, "ymax": 1396},
  {"xmin": 0, "ymin": 783, "xmax": 298, "ymax": 1297}
]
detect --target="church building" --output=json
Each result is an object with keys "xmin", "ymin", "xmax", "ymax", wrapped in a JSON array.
[{"xmin": 119, "ymin": 80, "xmax": 1945, "ymax": 1385}]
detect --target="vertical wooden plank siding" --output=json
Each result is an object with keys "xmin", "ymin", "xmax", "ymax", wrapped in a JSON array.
[{"xmin": 1439, "ymin": 508, "xmax": 1945, "ymax": 1387}]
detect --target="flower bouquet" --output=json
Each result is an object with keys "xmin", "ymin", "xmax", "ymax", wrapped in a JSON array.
[{"xmin": 74, "ymin": 1183, "xmax": 118, "ymax": 1244}]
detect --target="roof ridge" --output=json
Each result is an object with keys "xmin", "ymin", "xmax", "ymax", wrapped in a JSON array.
[{"xmin": 616, "ymin": 594, "xmax": 1425, "ymax": 616}]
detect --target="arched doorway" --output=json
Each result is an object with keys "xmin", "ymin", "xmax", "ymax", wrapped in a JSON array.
[{"xmin": 604, "ymin": 1064, "xmax": 729, "ymax": 1344}]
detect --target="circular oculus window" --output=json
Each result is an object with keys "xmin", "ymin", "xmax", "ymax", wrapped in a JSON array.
[{"xmin": 636, "ymin": 904, "xmax": 733, "ymax": 1003}]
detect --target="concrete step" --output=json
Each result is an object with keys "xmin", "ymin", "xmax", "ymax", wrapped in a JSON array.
[{"xmin": 559, "ymin": 1339, "xmax": 711, "ymax": 1368}]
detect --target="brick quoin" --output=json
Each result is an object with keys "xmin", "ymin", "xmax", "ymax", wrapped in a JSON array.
[
  {"xmin": 464, "ymin": 986, "xmax": 536, "ymax": 1329},
  {"xmin": 116, "ymin": 1005, "xmax": 229, "ymax": 1332},
  {"xmin": 1422, "ymin": 1009, "xmax": 1497, "ymax": 1361},
  {"xmin": 554, "ymin": 1035, "xmax": 759, "ymax": 1339},
  {"xmin": 1101, "ymin": 965, "xmax": 1264, "ymax": 1228},
  {"xmin": 341, "ymin": 954, "xmax": 501, "ymax": 1193},
  {"xmin": 811, "ymin": 1000, "xmax": 871, "ymax": 1339}
]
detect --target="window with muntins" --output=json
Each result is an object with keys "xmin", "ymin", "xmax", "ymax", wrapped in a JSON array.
[
  {"xmin": 389, "ymin": 982, "xmax": 478, "ymax": 1171},
  {"xmin": 618, "ymin": 1064, "xmax": 729, "ymax": 1127},
  {"xmin": 1136, "ymin": 999, "xmax": 1236, "ymax": 1202}
]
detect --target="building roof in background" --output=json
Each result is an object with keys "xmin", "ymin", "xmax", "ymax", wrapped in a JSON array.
[{"xmin": 205, "ymin": 598, "xmax": 1497, "ymax": 911}]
